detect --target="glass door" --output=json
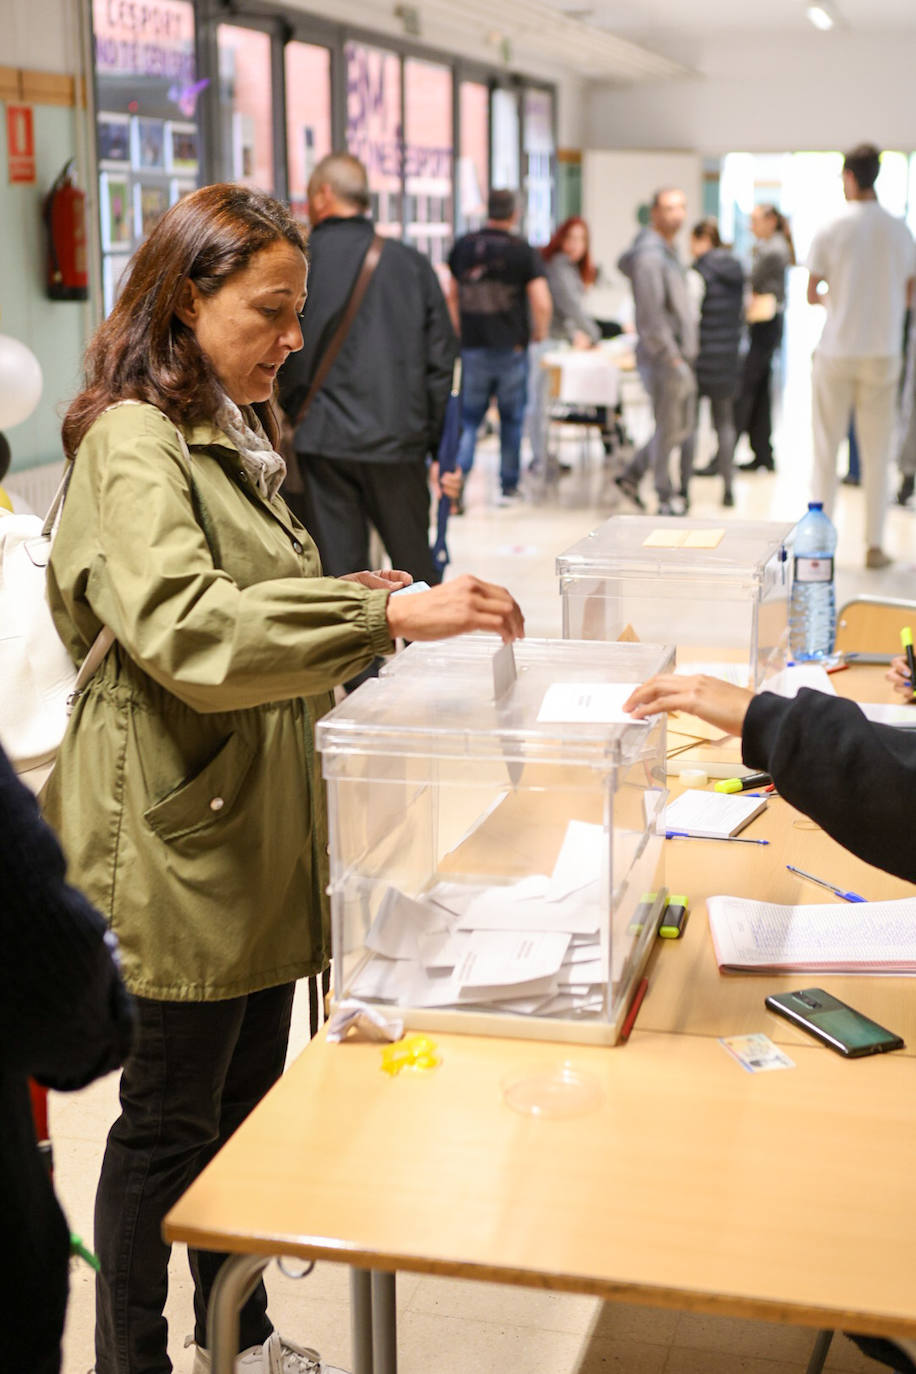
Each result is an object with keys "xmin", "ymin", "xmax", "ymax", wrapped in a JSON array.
[
  {"xmin": 285, "ymin": 41, "xmax": 333, "ymax": 223},
  {"xmin": 404, "ymin": 58, "xmax": 453, "ymax": 265},
  {"xmin": 217, "ymin": 24, "xmax": 275, "ymax": 193}
]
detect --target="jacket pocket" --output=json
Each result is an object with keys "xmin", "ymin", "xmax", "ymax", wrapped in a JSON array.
[{"xmin": 143, "ymin": 731, "xmax": 256, "ymax": 842}]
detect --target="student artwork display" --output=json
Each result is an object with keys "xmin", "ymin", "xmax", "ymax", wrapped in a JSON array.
[
  {"xmin": 133, "ymin": 117, "xmax": 166, "ymax": 171},
  {"xmin": 134, "ymin": 183, "xmax": 170, "ymax": 239},
  {"xmin": 99, "ymin": 173, "xmax": 132, "ymax": 250},
  {"xmin": 166, "ymin": 122, "xmax": 199, "ymax": 175},
  {"xmin": 97, "ymin": 113, "xmax": 130, "ymax": 166}
]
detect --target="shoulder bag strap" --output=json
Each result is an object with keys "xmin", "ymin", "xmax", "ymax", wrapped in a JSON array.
[{"xmin": 290, "ymin": 232, "xmax": 384, "ymax": 431}]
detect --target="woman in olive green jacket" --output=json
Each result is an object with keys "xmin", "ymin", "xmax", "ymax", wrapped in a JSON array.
[{"xmin": 47, "ymin": 183, "xmax": 522, "ymax": 1374}]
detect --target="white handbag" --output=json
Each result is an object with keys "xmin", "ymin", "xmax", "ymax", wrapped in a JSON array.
[{"xmin": 0, "ymin": 466, "xmax": 113, "ymax": 790}]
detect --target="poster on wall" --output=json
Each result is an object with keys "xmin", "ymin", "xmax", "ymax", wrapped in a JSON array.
[
  {"xmin": 100, "ymin": 172, "xmax": 132, "ymax": 251},
  {"xmin": 166, "ymin": 121, "xmax": 199, "ymax": 176},
  {"xmin": 97, "ymin": 112, "xmax": 130, "ymax": 167},
  {"xmin": 134, "ymin": 182, "xmax": 170, "ymax": 238},
  {"xmin": 92, "ymin": 0, "xmax": 202, "ymax": 309}
]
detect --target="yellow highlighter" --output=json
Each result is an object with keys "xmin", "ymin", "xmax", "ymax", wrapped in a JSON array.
[
  {"xmin": 901, "ymin": 627, "xmax": 916, "ymax": 699},
  {"xmin": 659, "ymin": 894, "xmax": 689, "ymax": 939}
]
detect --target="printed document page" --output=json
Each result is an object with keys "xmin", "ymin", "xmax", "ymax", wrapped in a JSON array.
[{"xmin": 707, "ymin": 895, "xmax": 916, "ymax": 972}]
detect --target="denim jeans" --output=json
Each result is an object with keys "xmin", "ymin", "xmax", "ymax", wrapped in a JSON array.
[
  {"xmin": 680, "ymin": 393, "xmax": 737, "ymax": 495},
  {"xmin": 455, "ymin": 346, "xmax": 528, "ymax": 494},
  {"xmin": 621, "ymin": 358, "xmax": 696, "ymax": 501},
  {"xmin": 94, "ymin": 984, "xmax": 295, "ymax": 1373}
]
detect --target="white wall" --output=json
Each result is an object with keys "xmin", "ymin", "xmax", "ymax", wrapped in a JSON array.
[
  {"xmin": 586, "ymin": 31, "xmax": 916, "ymax": 155},
  {"xmin": 5, "ymin": 0, "xmax": 81, "ymax": 72},
  {"xmin": 582, "ymin": 150, "xmax": 702, "ymax": 318}
]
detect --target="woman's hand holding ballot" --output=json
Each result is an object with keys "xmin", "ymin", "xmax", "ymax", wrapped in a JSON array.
[
  {"xmin": 386, "ymin": 573, "xmax": 525, "ymax": 645},
  {"xmin": 624, "ymin": 674, "xmax": 754, "ymax": 737}
]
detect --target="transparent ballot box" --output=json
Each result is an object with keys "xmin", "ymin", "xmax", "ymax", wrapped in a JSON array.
[
  {"xmin": 557, "ymin": 515, "xmax": 796, "ymax": 688},
  {"xmin": 316, "ymin": 637, "xmax": 672, "ymax": 1045}
]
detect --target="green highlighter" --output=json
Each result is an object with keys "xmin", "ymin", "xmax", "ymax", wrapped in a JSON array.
[{"xmin": 659, "ymin": 894, "xmax": 689, "ymax": 939}]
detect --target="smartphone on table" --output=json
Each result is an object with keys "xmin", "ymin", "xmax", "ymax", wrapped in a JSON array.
[{"xmin": 765, "ymin": 988, "xmax": 905, "ymax": 1058}]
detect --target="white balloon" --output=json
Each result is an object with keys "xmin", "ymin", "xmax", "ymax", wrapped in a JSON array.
[{"xmin": 0, "ymin": 335, "xmax": 43, "ymax": 429}]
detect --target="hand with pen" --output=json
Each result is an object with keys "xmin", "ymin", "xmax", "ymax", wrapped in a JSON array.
[{"xmin": 623, "ymin": 674, "xmax": 754, "ymax": 736}]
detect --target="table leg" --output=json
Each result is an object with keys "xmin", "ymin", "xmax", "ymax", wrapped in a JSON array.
[
  {"xmin": 805, "ymin": 1330, "xmax": 835, "ymax": 1374},
  {"xmin": 371, "ymin": 1271, "xmax": 398, "ymax": 1374},
  {"xmin": 350, "ymin": 1268, "xmax": 374, "ymax": 1374},
  {"xmin": 207, "ymin": 1254, "xmax": 271, "ymax": 1374}
]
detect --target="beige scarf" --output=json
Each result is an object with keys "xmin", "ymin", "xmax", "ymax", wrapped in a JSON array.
[{"xmin": 215, "ymin": 394, "xmax": 287, "ymax": 501}]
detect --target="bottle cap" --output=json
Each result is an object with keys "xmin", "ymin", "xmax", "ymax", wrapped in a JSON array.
[{"xmin": 808, "ymin": 501, "xmax": 824, "ymax": 511}]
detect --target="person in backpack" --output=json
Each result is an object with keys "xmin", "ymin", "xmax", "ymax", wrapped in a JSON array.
[
  {"xmin": 0, "ymin": 741, "xmax": 133, "ymax": 1374},
  {"xmin": 43, "ymin": 182, "xmax": 523, "ymax": 1374},
  {"xmin": 682, "ymin": 219, "xmax": 745, "ymax": 509}
]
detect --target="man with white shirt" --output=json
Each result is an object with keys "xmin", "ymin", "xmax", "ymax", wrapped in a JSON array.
[{"xmin": 807, "ymin": 142, "xmax": 916, "ymax": 569}]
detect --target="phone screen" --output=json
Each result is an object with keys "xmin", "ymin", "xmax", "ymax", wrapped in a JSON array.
[{"xmin": 766, "ymin": 989, "xmax": 904, "ymax": 1055}]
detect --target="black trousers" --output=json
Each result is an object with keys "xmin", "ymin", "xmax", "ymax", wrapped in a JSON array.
[
  {"xmin": 735, "ymin": 315, "xmax": 783, "ymax": 464},
  {"xmin": 94, "ymin": 984, "xmax": 294, "ymax": 1374},
  {"xmin": 285, "ymin": 454, "xmax": 442, "ymax": 690}
]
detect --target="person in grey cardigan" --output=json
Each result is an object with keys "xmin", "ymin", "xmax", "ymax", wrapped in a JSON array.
[{"xmin": 615, "ymin": 188, "xmax": 698, "ymax": 514}]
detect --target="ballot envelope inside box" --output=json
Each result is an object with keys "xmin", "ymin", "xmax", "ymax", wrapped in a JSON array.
[
  {"xmin": 315, "ymin": 636, "xmax": 672, "ymax": 1045},
  {"xmin": 556, "ymin": 514, "xmax": 797, "ymax": 689}
]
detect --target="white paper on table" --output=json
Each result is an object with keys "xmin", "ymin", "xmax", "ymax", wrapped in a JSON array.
[
  {"xmin": 858, "ymin": 702, "xmax": 916, "ymax": 729},
  {"xmin": 664, "ymin": 790, "xmax": 766, "ymax": 839},
  {"xmin": 536, "ymin": 682, "xmax": 645, "ymax": 725},
  {"xmin": 706, "ymin": 894, "xmax": 916, "ymax": 972},
  {"xmin": 548, "ymin": 819, "xmax": 606, "ymax": 901},
  {"xmin": 538, "ymin": 991, "xmax": 604, "ymax": 1017},
  {"xmin": 760, "ymin": 664, "xmax": 837, "ymax": 698},
  {"xmin": 365, "ymin": 885, "xmax": 450, "ymax": 961},
  {"xmin": 467, "ymin": 991, "xmax": 559, "ymax": 1014},
  {"xmin": 510, "ymin": 874, "xmax": 552, "ymax": 901},
  {"xmin": 676, "ymin": 660, "xmax": 751, "ymax": 688},
  {"xmin": 459, "ymin": 881, "xmax": 601, "ymax": 935},
  {"xmin": 454, "ymin": 929, "xmax": 570, "ymax": 989}
]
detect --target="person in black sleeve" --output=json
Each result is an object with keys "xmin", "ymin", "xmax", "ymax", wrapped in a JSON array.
[
  {"xmin": 447, "ymin": 189, "xmax": 552, "ymax": 505},
  {"xmin": 277, "ymin": 153, "xmax": 458, "ymax": 655},
  {"xmin": 625, "ymin": 662, "xmax": 916, "ymax": 1373},
  {"xmin": 0, "ymin": 744, "xmax": 133, "ymax": 1373}
]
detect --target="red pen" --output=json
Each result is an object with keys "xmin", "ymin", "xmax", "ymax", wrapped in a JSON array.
[{"xmin": 619, "ymin": 977, "xmax": 649, "ymax": 1043}]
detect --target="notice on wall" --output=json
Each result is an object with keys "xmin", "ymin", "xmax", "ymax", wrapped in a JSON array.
[{"xmin": 7, "ymin": 105, "xmax": 35, "ymax": 185}]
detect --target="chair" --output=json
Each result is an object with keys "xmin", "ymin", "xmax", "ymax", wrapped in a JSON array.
[{"xmin": 834, "ymin": 596, "xmax": 916, "ymax": 659}]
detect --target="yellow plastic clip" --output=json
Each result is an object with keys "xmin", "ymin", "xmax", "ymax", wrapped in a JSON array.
[{"xmin": 380, "ymin": 1034, "xmax": 441, "ymax": 1077}]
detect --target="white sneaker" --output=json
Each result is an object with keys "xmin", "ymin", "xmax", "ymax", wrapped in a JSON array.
[
  {"xmin": 495, "ymin": 488, "xmax": 524, "ymax": 508},
  {"xmin": 189, "ymin": 1331, "xmax": 349, "ymax": 1374}
]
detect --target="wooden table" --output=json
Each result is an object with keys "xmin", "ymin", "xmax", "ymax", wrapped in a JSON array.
[{"xmin": 164, "ymin": 664, "xmax": 916, "ymax": 1374}]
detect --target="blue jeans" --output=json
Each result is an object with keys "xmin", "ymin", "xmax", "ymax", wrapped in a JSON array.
[{"xmin": 456, "ymin": 347, "xmax": 528, "ymax": 494}]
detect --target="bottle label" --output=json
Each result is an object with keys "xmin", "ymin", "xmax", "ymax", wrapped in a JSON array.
[{"xmin": 794, "ymin": 555, "xmax": 834, "ymax": 583}]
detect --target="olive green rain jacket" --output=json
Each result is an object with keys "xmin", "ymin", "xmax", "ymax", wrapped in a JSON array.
[{"xmin": 42, "ymin": 402, "xmax": 394, "ymax": 1002}]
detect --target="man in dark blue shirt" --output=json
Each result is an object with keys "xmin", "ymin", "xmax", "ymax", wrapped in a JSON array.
[{"xmin": 447, "ymin": 190, "xmax": 552, "ymax": 505}]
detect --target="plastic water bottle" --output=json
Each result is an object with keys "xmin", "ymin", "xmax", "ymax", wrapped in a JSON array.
[{"xmin": 788, "ymin": 502, "xmax": 837, "ymax": 661}]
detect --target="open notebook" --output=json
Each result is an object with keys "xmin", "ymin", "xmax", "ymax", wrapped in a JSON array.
[{"xmin": 707, "ymin": 895, "xmax": 916, "ymax": 974}]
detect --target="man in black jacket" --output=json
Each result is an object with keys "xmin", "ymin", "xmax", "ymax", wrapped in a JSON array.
[
  {"xmin": 278, "ymin": 153, "xmax": 457, "ymax": 609},
  {"xmin": 0, "ymin": 746, "xmax": 133, "ymax": 1371}
]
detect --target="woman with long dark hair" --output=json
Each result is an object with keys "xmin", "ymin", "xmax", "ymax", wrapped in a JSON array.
[
  {"xmin": 735, "ymin": 203, "xmax": 795, "ymax": 473},
  {"xmin": 45, "ymin": 183, "xmax": 522, "ymax": 1374}
]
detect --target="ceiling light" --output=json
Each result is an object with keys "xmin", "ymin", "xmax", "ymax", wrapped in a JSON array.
[{"xmin": 806, "ymin": 4, "xmax": 836, "ymax": 29}]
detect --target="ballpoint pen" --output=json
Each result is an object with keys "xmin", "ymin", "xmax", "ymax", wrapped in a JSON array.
[
  {"xmin": 786, "ymin": 863, "xmax": 867, "ymax": 903},
  {"xmin": 666, "ymin": 831, "xmax": 769, "ymax": 846}
]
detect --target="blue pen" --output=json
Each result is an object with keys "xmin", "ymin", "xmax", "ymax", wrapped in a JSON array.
[
  {"xmin": 666, "ymin": 831, "xmax": 769, "ymax": 846},
  {"xmin": 786, "ymin": 864, "xmax": 867, "ymax": 903}
]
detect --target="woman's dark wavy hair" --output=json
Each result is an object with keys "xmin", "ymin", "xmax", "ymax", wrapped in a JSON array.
[{"xmin": 62, "ymin": 183, "xmax": 306, "ymax": 459}]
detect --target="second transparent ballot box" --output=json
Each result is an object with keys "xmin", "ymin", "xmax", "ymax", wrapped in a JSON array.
[
  {"xmin": 316, "ymin": 637, "xmax": 673, "ymax": 1045},
  {"xmin": 557, "ymin": 515, "xmax": 796, "ymax": 687}
]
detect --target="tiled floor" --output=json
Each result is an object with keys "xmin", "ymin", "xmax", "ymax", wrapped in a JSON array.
[{"xmin": 56, "ymin": 374, "xmax": 913, "ymax": 1373}]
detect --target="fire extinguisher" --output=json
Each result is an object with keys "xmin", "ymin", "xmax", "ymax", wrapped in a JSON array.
[{"xmin": 43, "ymin": 158, "xmax": 89, "ymax": 301}]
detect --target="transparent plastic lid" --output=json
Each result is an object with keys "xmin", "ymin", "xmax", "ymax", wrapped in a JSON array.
[
  {"xmin": 316, "ymin": 635, "xmax": 673, "ymax": 765},
  {"xmin": 556, "ymin": 515, "xmax": 796, "ymax": 580}
]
